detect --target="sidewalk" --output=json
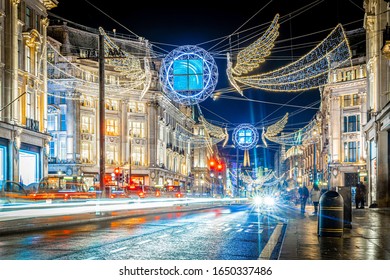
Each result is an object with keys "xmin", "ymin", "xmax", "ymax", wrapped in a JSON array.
[{"xmin": 278, "ymin": 205, "xmax": 390, "ymax": 260}]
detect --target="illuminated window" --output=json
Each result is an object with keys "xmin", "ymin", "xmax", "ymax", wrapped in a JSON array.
[
  {"xmin": 81, "ymin": 116, "xmax": 94, "ymax": 134},
  {"xmin": 106, "ymin": 144, "xmax": 119, "ymax": 164},
  {"xmin": 81, "ymin": 142, "xmax": 92, "ymax": 163},
  {"xmin": 343, "ymin": 115, "xmax": 360, "ymax": 132},
  {"xmin": 344, "ymin": 141, "xmax": 359, "ymax": 162},
  {"xmin": 106, "ymin": 119, "xmax": 119, "ymax": 136},
  {"xmin": 173, "ymin": 59, "xmax": 203, "ymax": 91},
  {"xmin": 132, "ymin": 146, "xmax": 145, "ymax": 166},
  {"xmin": 129, "ymin": 121, "xmax": 145, "ymax": 138}
]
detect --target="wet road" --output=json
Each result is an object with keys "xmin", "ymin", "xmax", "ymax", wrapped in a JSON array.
[{"xmin": 0, "ymin": 204, "xmax": 286, "ymax": 260}]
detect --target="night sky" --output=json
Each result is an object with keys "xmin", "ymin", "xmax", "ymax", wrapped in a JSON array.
[{"xmin": 50, "ymin": 0, "xmax": 365, "ymax": 166}]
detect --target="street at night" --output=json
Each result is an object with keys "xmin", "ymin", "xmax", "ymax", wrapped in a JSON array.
[{"xmin": 1, "ymin": 0, "xmax": 390, "ymax": 279}]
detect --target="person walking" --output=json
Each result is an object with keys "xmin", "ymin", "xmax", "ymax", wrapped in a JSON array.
[
  {"xmin": 355, "ymin": 181, "xmax": 367, "ymax": 209},
  {"xmin": 310, "ymin": 182, "xmax": 321, "ymax": 215},
  {"xmin": 299, "ymin": 184, "xmax": 309, "ymax": 214}
]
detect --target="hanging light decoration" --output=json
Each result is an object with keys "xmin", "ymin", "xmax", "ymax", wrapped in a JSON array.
[
  {"xmin": 227, "ymin": 16, "xmax": 352, "ymax": 93},
  {"xmin": 262, "ymin": 113, "xmax": 319, "ymax": 147}
]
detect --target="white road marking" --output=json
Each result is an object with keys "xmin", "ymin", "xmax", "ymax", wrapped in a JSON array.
[
  {"xmin": 110, "ymin": 246, "xmax": 127, "ymax": 253},
  {"xmin": 258, "ymin": 223, "xmax": 283, "ymax": 260},
  {"xmin": 138, "ymin": 239, "xmax": 152, "ymax": 245}
]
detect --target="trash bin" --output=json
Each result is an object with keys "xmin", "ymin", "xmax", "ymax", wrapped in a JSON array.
[{"xmin": 318, "ymin": 190, "xmax": 344, "ymax": 237}]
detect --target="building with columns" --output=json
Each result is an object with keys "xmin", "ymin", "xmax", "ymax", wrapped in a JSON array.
[
  {"xmin": 363, "ymin": 0, "xmax": 390, "ymax": 207},
  {"xmin": 0, "ymin": 0, "xmax": 57, "ymax": 189},
  {"xmin": 282, "ymin": 28, "xmax": 367, "ymax": 195},
  {"xmin": 46, "ymin": 20, "xmax": 219, "ymax": 194}
]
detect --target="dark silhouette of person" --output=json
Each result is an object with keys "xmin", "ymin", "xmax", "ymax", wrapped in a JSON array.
[
  {"xmin": 355, "ymin": 181, "xmax": 366, "ymax": 209},
  {"xmin": 299, "ymin": 184, "xmax": 310, "ymax": 213}
]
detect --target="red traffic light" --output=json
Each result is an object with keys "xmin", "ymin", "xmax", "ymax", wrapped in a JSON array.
[
  {"xmin": 217, "ymin": 163, "xmax": 223, "ymax": 171},
  {"xmin": 114, "ymin": 167, "xmax": 120, "ymax": 174},
  {"xmin": 209, "ymin": 159, "xmax": 216, "ymax": 168}
]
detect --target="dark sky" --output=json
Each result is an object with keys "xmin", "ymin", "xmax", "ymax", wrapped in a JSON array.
[{"xmin": 50, "ymin": 0, "xmax": 365, "ymax": 165}]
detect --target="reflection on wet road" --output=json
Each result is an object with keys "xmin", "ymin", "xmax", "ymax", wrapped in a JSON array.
[{"xmin": 0, "ymin": 204, "xmax": 285, "ymax": 260}]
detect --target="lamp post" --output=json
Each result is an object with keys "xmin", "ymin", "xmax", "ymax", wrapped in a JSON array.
[
  {"xmin": 312, "ymin": 128, "xmax": 318, "ymax": 185},
  {"xmin": 128, "ymin": 129, "xmax": 132, "ymax": 186}
]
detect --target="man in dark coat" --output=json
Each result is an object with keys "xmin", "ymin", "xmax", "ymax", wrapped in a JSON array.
[
  {"xmin": 299, "ymin": 184, "xmax": 310, "ymax": 213},
  {"xmin": 355, "ymin": 181, "xmax": 366, "ymax": 209}
]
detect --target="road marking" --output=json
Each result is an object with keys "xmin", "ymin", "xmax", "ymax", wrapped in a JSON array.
[
  {"xmin": 236, "ymin": 228, "xmax": 244, "ymax": 232},
  {"xmin": 174, "ymin": 230, "xmax": 184, "ymax": 233},
  {"xmin": 223, "ymin": 227, "xmax": 231, "ymax": 232},
  {"xmin": 258, "ymin": 223, "xmax": 283, "ymax": 260},
  {"xmin": 110, "ymin": 246, "xmax": 127, "ymax": 253},
  {"xmin": 158, "ymin": 234, "xmax": 169, "ymax": 239},
  {"xmin": 138, "ymin": 239, "xmax": 152, "ymax": 245},
  {"xmin": 86, "ymin": 256, "xmax": 97, "ymax": 260}
]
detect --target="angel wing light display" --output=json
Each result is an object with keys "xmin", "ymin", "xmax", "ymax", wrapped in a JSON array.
[{"xmin": 227, "ymin": 14, "xmax": 352, "ymax": 94}]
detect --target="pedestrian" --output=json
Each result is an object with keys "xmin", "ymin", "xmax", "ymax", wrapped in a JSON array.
[
  {"xmin": 310, "ymin": 182, "xmax": 321, "ymax": 215},
  {"xmin": 298, "ymin": 184, "xmax": 309, "ymax": 213},
  {"xmin": 355, "ymin": 181, "xmax": 367, "ymax": 209}
]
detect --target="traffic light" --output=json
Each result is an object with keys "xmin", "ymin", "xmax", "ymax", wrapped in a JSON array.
[
  {"xmin": 119, "ymin": 173, "xmax": 124, "ymax": 183},
  {"xmin": 209, "ymin": 159, "xmax": 216, "ymax": 170},
  {"xmin": 309, "ymin": 171, "xmax": 313, "ymax": 182},
  {"xmin": 114, "ymin": 167, "xmax": 120, "ymax": 181}
]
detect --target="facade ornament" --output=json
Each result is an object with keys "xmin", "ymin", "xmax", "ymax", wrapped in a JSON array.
[
  {"xmin": 23, "ymin": 29, "xmax": 42, "ymax": 48},
  {"xmin": 43, "ymin": 0, "xmax": 58, "ymax": 10},
  {"xmin": 13, "ymin": 128, "xmax": 22, "ymax": 151}
]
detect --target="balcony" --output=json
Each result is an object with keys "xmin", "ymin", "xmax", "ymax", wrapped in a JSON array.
[{"xmin": 25, "ymin": 118, "xmax": 39, "ymax": 132}]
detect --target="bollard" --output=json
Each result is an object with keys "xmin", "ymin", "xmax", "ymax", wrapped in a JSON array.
[{"xmin": 318, "ymin": 190, "xmax": 344, "ymax": 237}]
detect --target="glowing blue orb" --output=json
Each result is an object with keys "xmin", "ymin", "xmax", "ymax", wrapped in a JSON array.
[
  {"xmin": 159, "ymin": 45, "xmax": 218, "ymax": 105},
  {"xmin": 233, "ymin": 124, "xmax": 259, "ymax": 150}
]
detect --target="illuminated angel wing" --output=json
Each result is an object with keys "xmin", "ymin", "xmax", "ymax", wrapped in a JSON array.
[
  {"xmin": 232, "ymin": 14, "xmax": 280, "ymax": 76},
  {"xmin": 264, "ymin": 112, "xmax": 289, "ymax": 138}
]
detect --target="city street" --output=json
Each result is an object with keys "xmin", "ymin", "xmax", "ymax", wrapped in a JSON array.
[{"xmin": 0, "ymin": 203, "xmax": 286, "ymax": 260}]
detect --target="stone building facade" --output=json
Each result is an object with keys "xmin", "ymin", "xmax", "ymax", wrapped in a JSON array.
[
  {"xmin": 0, "ymin": 0, "xmax": 57, "ymax": 188},
  {"xmin": 363, "ymin": 0, "xmax": 390, "ymax": 207},
  {"xmin": 46, "ymin": 20, "xmax": 217, "ymax": 194}
]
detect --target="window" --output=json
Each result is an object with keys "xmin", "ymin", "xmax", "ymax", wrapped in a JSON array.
[
  {"xmin": 26, "ymin": 92, "xmax": 31, "ymax": 119},
  {"xmin": 352, "ymin": 94, "xmax": 359, "ymax": 106},
  {"xmin": 344, "ymin": 141, "xmax": 360, "ymax": 162},
  {"xmin": 81, "ymin": 142, "xmax": 93, "ymax": 163},
  {"xmin": 59, "ymin": 135, "xmax": 67, "ymax": 160},
  {"xmin": 60, "ymin": 107, "xmax": 67, "ymax": 131},
  {"xmin": 47, "ymin": 113, "xmax": 58, "ymax": 131},
  {"xmin": 106, "ymin": 119, "xmax": 119, "ymax": 136},
  {"xmin": 343, "ymin": 95, "xmax": 351, "ymax": 107},
  {"xmin": 133, "ymin": 146, "xmax": 145, "ymax": 166},
  {"xmin": 343, "ymin": 115, "xmax": 360, "ymax": 133},
  {"xmin": 25, "ymin": 46, "xmax": 31, "ymax": 73},
  {"xmin": 25, "ymin": 7, "xmax": 31, "ymax": 29},
  {"xmin": 106, "ymin": 144, "xmax": 119, "ymax": 164},
  {"xmin": 81, "ymin": 116, "xmax": 94, "ymax": 134},
  {"xmin": 173, "ymin": 59, "xmax": 203, "ymax": 91},
  {"xmin": 49, "ymin": 141, "xmax": 56, "ymax": 158},
  {"xmin": 130, "ymin": 121, "xmax": 145, "ymax": 138}
]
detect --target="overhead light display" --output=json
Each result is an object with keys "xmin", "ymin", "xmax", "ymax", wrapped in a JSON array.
[{"xmin": 159, "ymin": 45, "xmax": 218, "ymax": 105}]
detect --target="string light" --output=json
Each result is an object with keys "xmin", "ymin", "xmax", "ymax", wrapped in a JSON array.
[
  {"xmin": 228, "ymin": 22, "xmax": 352, "ymax": 93},
  {"xmin": 262, "ymin": 113, "xmax": 319, "ymax": 146}
]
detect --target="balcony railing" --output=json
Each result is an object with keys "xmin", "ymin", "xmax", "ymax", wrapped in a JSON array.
[{"xmin": 26, "ymin": 117, "xmax": 39, "ymax": 132}]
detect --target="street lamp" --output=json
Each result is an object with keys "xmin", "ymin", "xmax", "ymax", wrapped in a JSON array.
[
  {"xmin": 312, "ymin": 127, "xmax": 318, "ymax": 185},
  {"xmin": 128, "ymin": 129, "xmax": 132, "ymax": 186}
]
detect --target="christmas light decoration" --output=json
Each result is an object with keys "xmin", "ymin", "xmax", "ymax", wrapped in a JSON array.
[
  {"xmin": 227, "ymin": 21, "xmax": 352, "ymax": 93},
  {"xmin": 159, "ymin": 45, "xmax": 218, "ymax": 105},
  {"xmin": 262, "ymin": 113, "xmax": 319, "ymax": 146}
]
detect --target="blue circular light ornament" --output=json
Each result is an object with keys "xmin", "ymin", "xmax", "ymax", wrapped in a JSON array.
[
  {"xmin": 159, "ymin": 45, "xmax": 218, "ymax": 105},
  {"xmin": 233, "ymin": 124, "xmax": 259, "ymax": 150}
]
